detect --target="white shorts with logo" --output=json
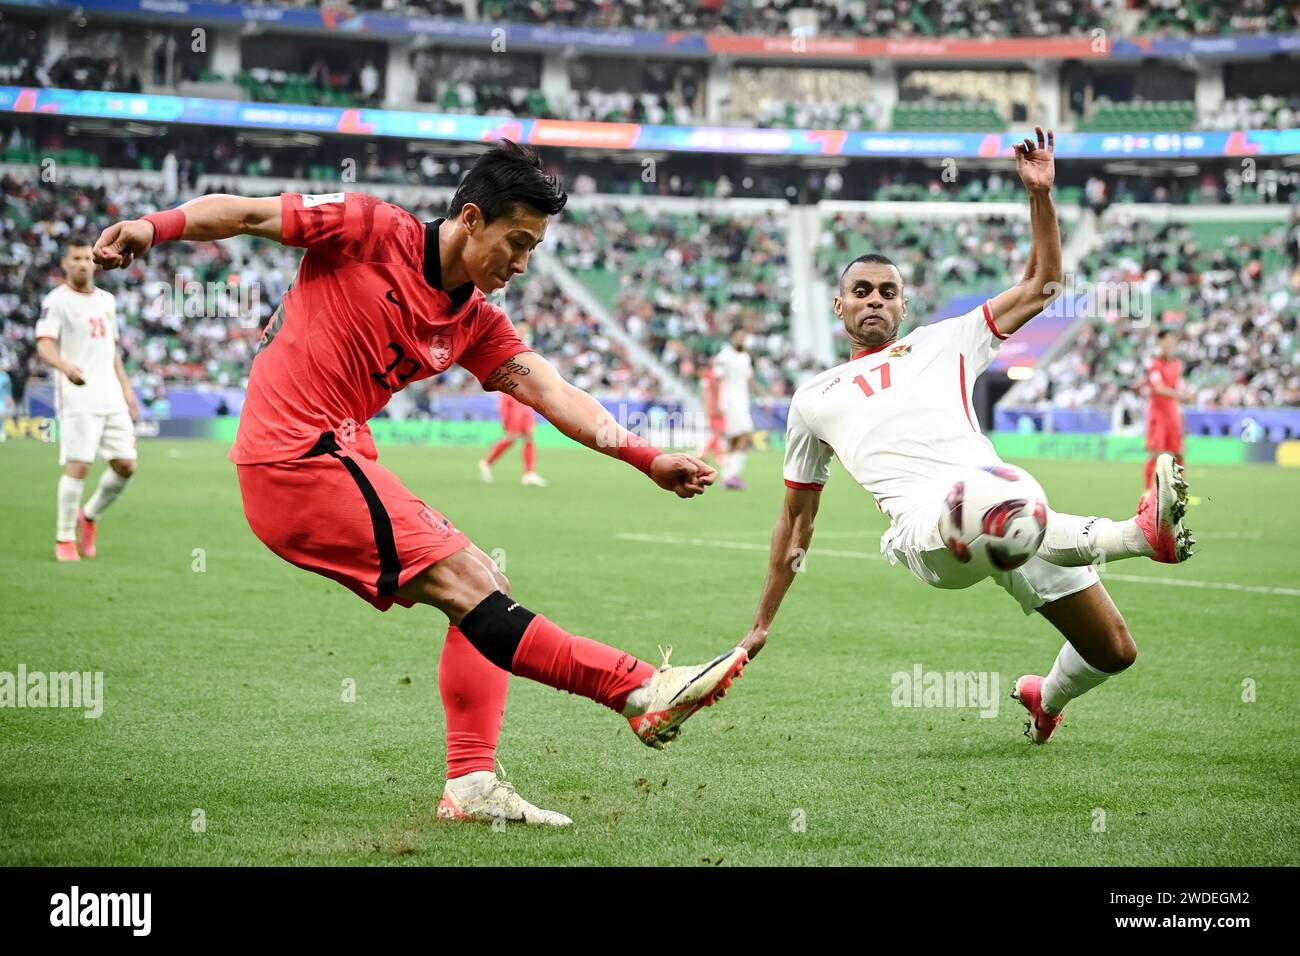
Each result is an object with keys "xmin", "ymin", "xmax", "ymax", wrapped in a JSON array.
[
  {"xmin": 60, "ymin": 411, "xmax": 137, "ymax": 465},
  {"xmin": 879, "ymin": 494, "xmax": 1097, "ymax": 615}
]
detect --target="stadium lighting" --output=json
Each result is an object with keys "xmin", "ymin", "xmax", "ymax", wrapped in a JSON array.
[{"xmin": 1007, "ymin": 366, "xmax": 1034, "ymax": 380}]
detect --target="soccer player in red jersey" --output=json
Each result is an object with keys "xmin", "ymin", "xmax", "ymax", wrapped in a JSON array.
[
  {"xmin": 92, "ymin": 141, "xmax": 746, "ymax": 826},
  {"xmin": 696, "ymin": 361, "xmax": 726, "ymax": 463},
  {"xmin": 1144, "ymin": 328, "xmax": 1189, "ymax": 489},
  {"xmin": 479, "ymin": 320, "xmax": 547, "ymax": 486}
]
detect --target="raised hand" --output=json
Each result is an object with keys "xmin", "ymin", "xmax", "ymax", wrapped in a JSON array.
[{"xmin": 1015, "ymin": 126, "xmax": 1055, "ymax": 192}]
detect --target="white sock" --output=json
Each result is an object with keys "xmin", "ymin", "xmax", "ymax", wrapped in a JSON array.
[
  {"xmin": 1041, "ymin": 642, "xmax": 1115, "ymax": 715},
  {"xmin": 57, "ymin": 475, "xmax": 84, "ymax": 541},
  {"xmin": 84, "ymin": 469, "xmax": 130, "ymax": 521},
  {"xmin": 719, "ymin": 453, "xmax": 735, "ymax": 481},
  {"xmin": 446, "ymin": 769, "xmax": 495, "ymax": 798},
  {"xmin": 1037, "ymin": 511, "xmax": 1152, "ymax": 567},
  {"xmin": 621, "ymin": 681, "xmax": 656, "ymax": 717},
  {"xmin": 730, "ymin": 451, "xmax": 748, "ymax": 479}
]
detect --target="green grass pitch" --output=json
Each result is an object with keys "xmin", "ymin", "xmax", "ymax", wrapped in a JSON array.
[{"xmin": 2, "ymin": 438, "xmax": 1297, "ymax": 865}]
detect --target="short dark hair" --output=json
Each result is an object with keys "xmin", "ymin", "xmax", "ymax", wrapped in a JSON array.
[
  {"xmin": 447, "ymin": 140, "xmax": 567, "ymax": 223},
  {"xmin": 840, "ymin": 253, "xmax": 900, "ymax": 288},
  {"xmin": 64, "ymin": 235, "xmax": 92, "ymax": 250}
]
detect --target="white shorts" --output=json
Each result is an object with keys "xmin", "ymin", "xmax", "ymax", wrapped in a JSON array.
[
  {"xmin": 60, "ymin": 411, "xmax": 137, "ymax": 465},
  {"xmin": 880, "ymin": 495, "xmax": 1097, "ymax": 615},
  {"xmin": 722, "ymin": 400, "xmax": 754, "ymax": 439}
]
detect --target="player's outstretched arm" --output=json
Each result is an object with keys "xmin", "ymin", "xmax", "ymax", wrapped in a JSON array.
[
  {"xmin": 741, "ymin": 486, "xmax": 822, "ymax": 660},
  {"xmin": 487, "ymin": 351, "xmax": 717, "ymax": 498},
  {"xmin": 92, "ymin": 195, "xmax": 283, "ymax": 270},
  {"xmin": 988, "ymin": 126, "xmax": 1062, "ymax": 337}
]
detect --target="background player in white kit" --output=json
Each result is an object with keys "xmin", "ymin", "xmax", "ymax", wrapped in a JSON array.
[
  {"xmin": 36, "ymin": 236, "xmax": 139, "ymax": 561},
  {"xmin": 713, "ymin": 329, "xmax": 758, "ymax": 490},
  {"xmin": 741, "ymin": 128, "xmax": 1194, "ymax": 744}
]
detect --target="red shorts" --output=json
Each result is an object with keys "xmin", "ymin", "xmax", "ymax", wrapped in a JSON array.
[
  {"xmin": 1146, "ymin": 416, "xmax": 1184, "ymax": 455},
  {"xmin": 499, "ymin": 394, "xmax": 534, "ymax": 435},
  {"xmin": 236, "ymin": 432, "xmax": 471, "ymax": 611}
]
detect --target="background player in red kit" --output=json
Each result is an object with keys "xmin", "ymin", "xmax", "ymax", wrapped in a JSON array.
[
  {"xmin": 696, "ymin": 360, "xmax": 726, "ymax": 462},
  {"xmin": 91, "ymin": 141, "xmax": 746, "ymax": 827},
  {"xmin": 479, "ymin": 320, "xmax": 547, "ymax": 486},
  {"xmin": 1145, "ymin": 328, "xmax": 1190, "ymax": 489}
]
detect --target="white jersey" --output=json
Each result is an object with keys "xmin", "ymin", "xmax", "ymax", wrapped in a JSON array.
[
  {"xmin": 713, "ymin": 345, "xmax": 752, "ymax": 406},
  {"xmin": 713, "ymin": 344, "xmax": 754, "ymax": 435},
  {"xmin": 35, "ymin": 284, "xmax": 126, "ymax": 417},
  {"xmin": 783, "ymin": 301, "xmax": 1006, "ymax": 520}
]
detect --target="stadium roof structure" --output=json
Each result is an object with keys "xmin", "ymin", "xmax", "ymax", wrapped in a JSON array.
[{"xmin": 3, "ymin": 0, "xmax": 1300, "ymax": 61}]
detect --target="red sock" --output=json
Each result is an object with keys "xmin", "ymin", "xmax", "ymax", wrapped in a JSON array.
[
  {"xmin": 1143, "ymin": 456, "xmax": 1157, "ymax": 489},
  {"xmin": 485, "ymin": 436, "xmax": 514, "ymax": 465},
  {"xmin": 523, "ymin": 437, "xmax": 536, "ymax": 473},
  {"xmin": 510, "ymin": 615, "xmax": 656, "ymax": 713},
  {"xmin": 439, "ymin": 625, "xmax": 509, "ymax": 778}
]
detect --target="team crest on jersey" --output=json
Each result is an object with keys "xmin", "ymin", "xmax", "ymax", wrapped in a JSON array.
[
  {"xmin": 429, "ymin": 335, "xmax": 453, "ymax": 372},
  {"xmin": 888, "ymin": 344, "xmax": 912, "ymax": 357}
]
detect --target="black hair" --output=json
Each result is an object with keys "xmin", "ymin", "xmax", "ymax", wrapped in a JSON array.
[
  {"xmin": 840, "ymin": 253, "xmax": 900, "ymax": 287},
  {"xmin": 64, "ymin": 235, "xmax": 92, "ymax": 250},
  {"xmin": 447, "ymin": 140, "xmax": 567, "ymax": 224}
]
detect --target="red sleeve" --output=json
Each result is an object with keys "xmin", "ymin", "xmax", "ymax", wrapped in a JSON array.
[
  {"xmin": 280, "ymin": 192, "xmax": 419, "ymax": 265},
  {"xmin": 457, "ymin": 300, "xmax": 533, "ymax": 388}
]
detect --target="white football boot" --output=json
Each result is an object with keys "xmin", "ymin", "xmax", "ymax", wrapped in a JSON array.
[
  {"xmin": 478, "ymin": 459, "xmax": 493, "ymax": 483},
  {"xmin": 624, "ymin": 645, "xmax": 748, "ymax": 750},
  {"xmin": 520, "ymin": 471, "xmax": 549, "ymax": 487},
  {"xmin": 436, "ymin": 769, "xmax": 572, "ymax": 827}
]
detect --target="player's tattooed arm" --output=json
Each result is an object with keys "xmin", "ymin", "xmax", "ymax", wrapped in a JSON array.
[
  {"xmin": 482, "ymin": 358, "xmax": 533, "ymax": 397},
  {"xmin": 742, "ymin": 486, "xmax": 822, "ymax": 660},
  {"xmin": 498, "ymin": 351, "xmax": 716, "ymax": 496},
  {"xmin": 496, "ymin": 351, "xmax": 620, "ymax": 453}
]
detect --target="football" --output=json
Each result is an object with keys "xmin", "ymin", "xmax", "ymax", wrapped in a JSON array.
[{"xmin": 938, "ymin": 465, "xmax": 1050, "ymax": 573}]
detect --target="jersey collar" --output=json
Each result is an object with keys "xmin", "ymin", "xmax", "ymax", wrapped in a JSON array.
[
  {"xmin": 423, "ymin": 218, "xmax": 475, "ymax": 310},
  {"xmin": 849, "ymin": 337, "xmax": 898, "ymax": 361}
]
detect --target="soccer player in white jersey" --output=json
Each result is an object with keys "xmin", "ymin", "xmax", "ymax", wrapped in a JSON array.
[
  {"xmin": 714, "ymin": 329, "xmax": 757, "ymax": 490},
  {"xmin": 741, "ymin": 128, "xmax": 1194, "ymax": 744},
  {"xmin": 36, "ymin": 236, "xmax": 139, "ymax": 561}
]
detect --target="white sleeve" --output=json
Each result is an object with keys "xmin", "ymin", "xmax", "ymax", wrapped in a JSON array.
[
  {"xmin": 35, "ymin": 292, "xmax": 62, "ymax": 340},
  {"xmin": 782, "ymin": 397, "xmax": 832, "ymax": 490},
  {"xmin": 941, "ymin": 299, "xmax": 1007, "ymax": 377},
  {"xmin": 108, "ymin": 295, "xmax": 121, "ymax": 343}
]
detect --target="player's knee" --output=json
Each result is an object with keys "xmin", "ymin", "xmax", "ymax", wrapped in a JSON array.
[
  {"xmin": 397, "ymin": 549, "xmax": 498, "ymax": 621},
  {"xmin": 111, "ymin": 459, "xmax": 136, "ymax": 478},
  {"xmin": 64, "ymin": 462, "xmax": 90, "ymax": 480},
  {"xmin": 1102, "ymin": 620, "xmax": 1137, "ymax": 673}
]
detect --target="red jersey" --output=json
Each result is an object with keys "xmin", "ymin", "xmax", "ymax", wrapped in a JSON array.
[
  {"xmin": 230, "ymin": 192, "xmax": 530, "ymax": 464},
  {"xmin": 1147, "ymin": 356, "xmax": 1183, "ymax": 422}
]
